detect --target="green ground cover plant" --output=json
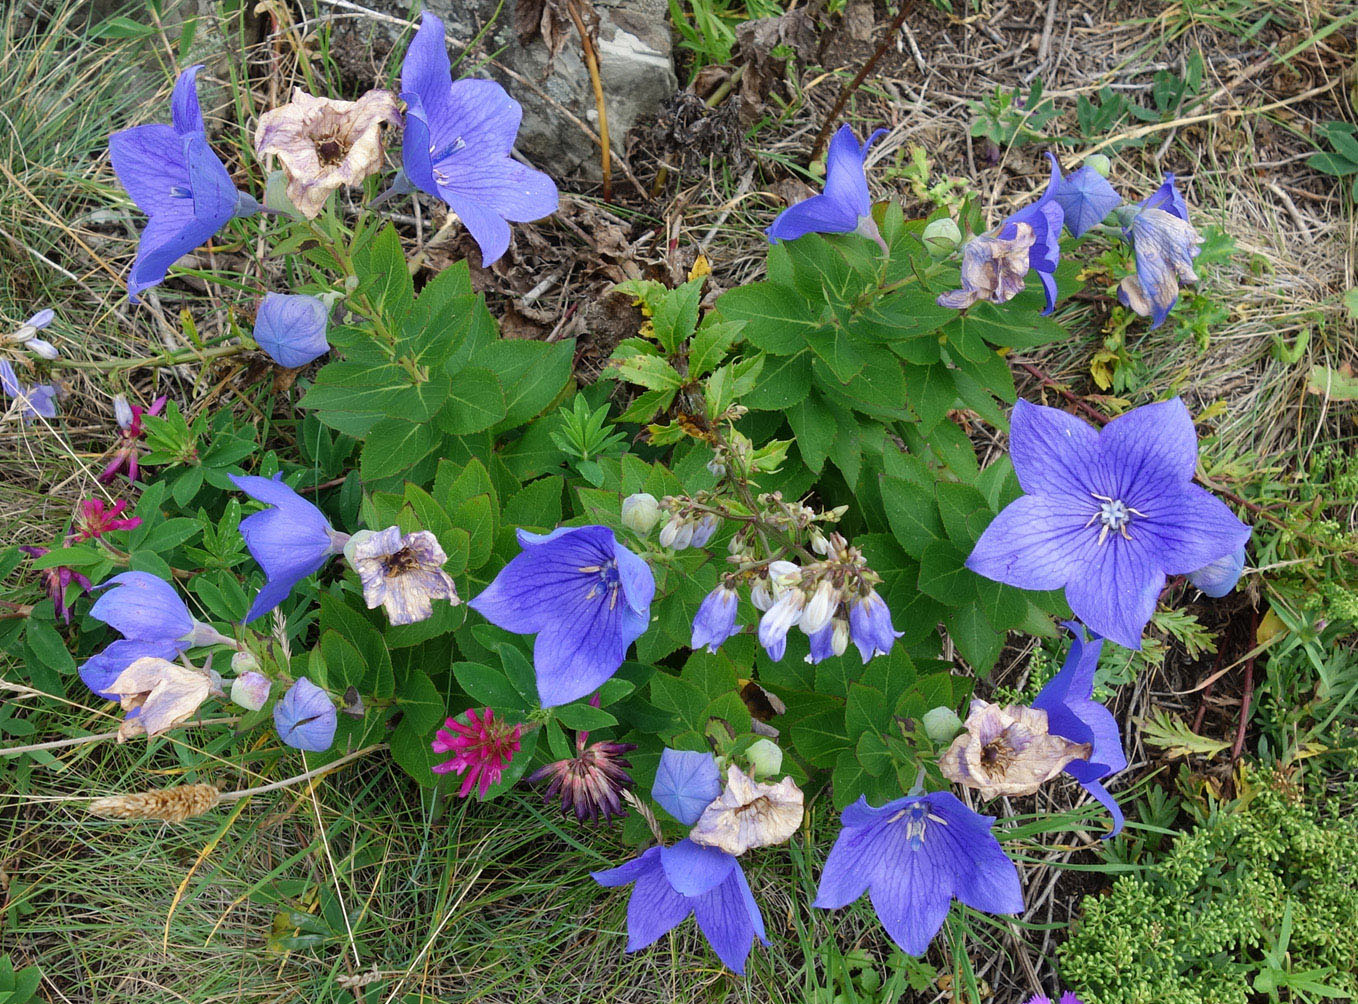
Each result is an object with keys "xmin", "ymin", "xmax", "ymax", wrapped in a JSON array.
[{"xmin": 2, "ymin": 1, "xmax": 1356, "ymax": 1002}]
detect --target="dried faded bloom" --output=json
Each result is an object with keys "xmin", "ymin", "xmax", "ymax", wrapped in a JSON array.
[
  {"xmin": 937, "ymin": 222, "xmax": 1038, "ymax": 310},
  {"xmin": 689, "ymin": 765, "xmax": 804, "ymax": 856},
  {"xmin": 104, "ymin": 656, "xmax": 214, "ymax": 741},
  {"xmin": 939, "ymin": 699, "xmax": 1091, "ymax": 800},
  {"xmin": 88, "ymin": 783, "xmax": 221, "ymax": 823},
  {"xmin": 254, "ymin": 88, "xmax": 401, "ymax": 218},
  {"xmin": 347, "ymin": 527, "xmax": 459, "ymax": 626}
]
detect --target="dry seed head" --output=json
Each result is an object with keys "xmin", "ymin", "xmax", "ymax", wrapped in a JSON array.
[{"xmin": 87, "ymin": 783, "xmax": 221, "ymax": 823}]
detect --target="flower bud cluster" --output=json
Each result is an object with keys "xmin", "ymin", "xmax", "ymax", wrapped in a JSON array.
[{"xmin": 656, "ymin": 495, "xmax": 720, "ymax": 551}]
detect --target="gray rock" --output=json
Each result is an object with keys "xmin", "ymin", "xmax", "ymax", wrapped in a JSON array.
[{"xmin": 360, "ymin": 0, "xmax": 677, "ymax": 179}]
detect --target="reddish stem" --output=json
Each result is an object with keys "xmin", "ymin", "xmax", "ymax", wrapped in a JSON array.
[
  {"xmin": 1231, "ymin": 609, "xmax": 1259, "ymax": 761},
  {"xmin": 809, "ymin": 0, "xmax": 915, "ymax": 160}
]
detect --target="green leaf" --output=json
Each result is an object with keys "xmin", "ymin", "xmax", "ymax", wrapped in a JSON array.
[
  {"xmin": 917, "ymin": 539, "xmax": 977, "ymax": 605},
  {"xmin": 353, "ymin": 224, "xmax": 414, "ymax": 322},
  {"xmin": 689, "ymin": 319, "xmax": 744, "ymax": 376},
  {"xmin": 555, "ymin": 702, "xmax": 619, "ymax": 731},
  {"xmin": 715, "ymin": 283, "xmax": 821, "ymax": 354},
  {"xmin": 436, "ymin": 367, "xmax": 507, "ymax": 433},
  {"xmin": 474, "ymin": 339, "xmax": 575, "ymax": 431},
  {"xmin": 805, "ymin": 326, "xmax": 865, "ymax": 383},
  {"xmin": 742, "ymin": 351, "xmax": 812, "ymax": 410},
  {"xmin": 935, "ymin": 482, "xmax": 993, "ymax": 545},
  {"xmin": 905, "ymin": 364, "xmax": 956, "ymax": 430},
  {"xmin": 945, "ymin": 603, "xmax": 1004, "ymax": 672},
  {"xmin": 882, "ymin": 476, "xmax": 945, "ymax": 559},
  {"xmin": 648, "ymin": 277, "xmax": 703, "ymax": 352},
  {"xmin": 453, "ymin": 661, "xmax": 529, "ymax": 713},
  {"xmin": 787, "ymin": 393, "xmax": 837, "ymax": 474},
  {"xmin": 359, "ymin": 419, "xmax": 437, "ymax": 481},
  {"xmin": 611, "ymin": 352, "xmax": 684, "ymax": 392}
]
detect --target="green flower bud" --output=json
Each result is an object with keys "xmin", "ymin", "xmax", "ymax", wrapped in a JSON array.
[
  {"xmin": 621, "ymin": 493, "xmax": 661, "ymax": 535},
  {"xmin": 1084, "ymin": 153, "xmax": 1112, "ymax": 178},
  {"xmin": 922, "ymin": 705, "xmax": 964, "ymax": 744},
  {"xmin": 745, "ymin": 738, "xmax": 783, "ymax": 779},
  {"xmin": 922, "ymin": 217, "xmax": 962, "ymax": 258}
]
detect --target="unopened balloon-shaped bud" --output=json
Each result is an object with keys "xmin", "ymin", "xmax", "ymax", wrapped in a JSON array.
[
  {"xmin": 922, "ymin": 705, "xmax": 965, "ymax": 744},
  {"xmin": 745, "ymin": 738, "xmax": 784, "ymax": 780},
  {"xmin": 922, "ymin": 217, "xmax": 962, "ymax": 258},
  {"xmin": 230, "ymin": 671, "xmax": 272, "ymax": 711},
  {"xmin": 1084, "ymin": 153, "xmax": 1112, "ymax": 178},
  {"xmin": 621, "ymin": 493, "xmax": 661, "ymax": 536}
]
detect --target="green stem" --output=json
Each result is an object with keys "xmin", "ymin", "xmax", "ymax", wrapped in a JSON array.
[{"xmin": 49, "ymin": 343, "xmax": 248, "ymax": 372}]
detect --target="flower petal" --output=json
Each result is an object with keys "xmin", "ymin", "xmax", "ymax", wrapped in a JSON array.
[
  {"xmin": 1008, "ymin": 399, "xmax": 1101, "ymax": 501},
  {"xmin": 661, "ymin": 838, "xmax": 737, "ymax": 896},
  {"xmin": 865, "ymin": 826, "xmax": 954, "ymax": 957},
  {"xmin": 591, "ymin": 845, "xmax": 661, "ymax": 887},
  {"xmin": 822, "ymin": 124, "xmax": 883, "ymax": 220},
  {"xmin": 89, "ymin": 571, "xmax": 194, "ymax": 641},
  {"xmin": 1137, "ymin": 484, "xmax": 1251, "ymax": 576},
  {"xmin": 625, "ymin": 858, "xmax": 693, "ymax": 951},
  {"xmin": 170, "ymin": 65, "xmax": 206, "ymax": 135},
  {"xmin": 273, "ymin": 677, "xmax": 337, "ymax": 751},
  {"xmin": 435, "ymin": 77, "xmax": 522, "ymax": 162},
  {"xmin": 79, "ymin": 638, "xmax": 187, "ymax": 700},
  {"xmin": 399, "ymin": 14, "xmax": 452, "ymax": 121},
  {"xmin": 1049, "ymin": 154, "xmax": 1121, "ymax": 238},
  {"xmin": 766, "ymin": 192, "xmax": 860, "ymax": 242},
  {"xmin": 613, "ymin": 538, "xmax": 656, "ymax": 618},
  {"xmin": 966, "ymin": 494, "xmax": 1092, "ymax": 592},
  {"xmin": 108, "ymin": 124, "xmax": 191, "ymax": 218},
  {"xmin": 440, "ymin": 188, "xmax": 512, "ymax": 265},
  {"xmin": 1095, "ymin": 397, "xmax": 1197, "ymax": 502},
  {"xmin": 1062, "ymin": 534, "xmax": 1165, "ymax": 650},
  {"xmin": 469, "ymin": 526, "xmax": 613, "ymax": 633},
  {"xmin": 1068, "ymin": 776, "xmax": 1124, "ymax": 837},
  {"xmin": 532, "ymin": 592, "xmax": 645, "ymax": 706},
  {"xmin": 693, "ymin": 867, "xmax": 759, "ymax": 973},
  {"xmin": 653, "ymin": 748, "xmax": 722, "ymax": 826},
  {"xmin": 399, "ymin": 90, "xmax": 439, "ymax": 195},
  {"xmin": 252, "ymin": 293, "xmax": 330, "ymax": 368},
  {"xmin": 442, "ymin": 156, "xmax": 558, "ymax": 223},
  {"xmin": 813, "ymin": 813, "xmax": 879, "ymax": 909}
]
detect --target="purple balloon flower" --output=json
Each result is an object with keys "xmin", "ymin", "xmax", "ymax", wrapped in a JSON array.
[
  {"xmin": 229, "ymin": 473, "xmax": 346, "ymax": 622},
  {"xmin": 965, "ymin": 398, "xmax": 1251, "ymax": 650},
  {"xmin": 591, "ymin": 839, "xmax": 768, "ymax": 974},
  {"xmin": 108, "ymin": 65, "xmax": 261, "ymax": 302},
  {"xmin": 0, "ymin": 361, "xmax": 56, "ymax": 421},
  {"xmin": 652, "ymin": 748, "xmax": 722, "ymax": 826},
  {"xmin": 398, "ymin": 13, "xmax": 558, "ymax": 266},
  {"xmin": 274, "ymin": 677, "xmax": 337, "ymax": 752},
  {"xmin": 470, "ymin": 525, "xmax": 654, "ymax": 707},
  {"xmin": 691, "ymin": 584, "xmax": 740, "ymax": 654},
  {"xmin": 766, "ymin": 124, "xmax": 889, "ymax": 251},
  {"xmin": 252, "ymin": 293, "xmax": 330, "ymax": 368},
  {"xmin": 1047, "ymin": 152, "xmax": 1121, "ymax": 238},
  {"xmin": 1117, "ymin": 175, "xmax": 1203, "ymax": 329},
  {"xmin": 79, "ymin": 571, "xmax": 206, "ymax": 699},
  {"xmin": 938, "ymin": 161, "xmax": 1065, "ymax": 314},
  {"xmin": 1188, "ymin": 545, "xmax": 1246, "ymax": 598},
  {"xmin": 1033, "ymin": 622, "xmax": 1128, "ymax": 837},
  {"xmin": 847, "ymin": 590, "xmax": 903, "ymax": 663},
  {"xmin": 813, "ymin": 790, "xmax": 1023, "ymax": 957}
]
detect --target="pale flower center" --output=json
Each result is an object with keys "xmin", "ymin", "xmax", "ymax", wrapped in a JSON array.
[
  {"xmin": 382, "ymin": 546, "xmax": 422, "ymax": 577},
  {"xmin": 1084, "ymin": 491, "xmax": 1148, "ymax": 545},
  {"xmin": 578, "ymin": 559, "xmax": 621, "ymax": 609}
]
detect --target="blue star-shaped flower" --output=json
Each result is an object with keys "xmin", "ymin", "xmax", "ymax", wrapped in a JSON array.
[
  {"xmin": 230, "ymin": 473, "xmax": 345, "ymax": 622},
  {"xmin": 108, "ymin": 65, "xmax": 260, "ymax": 302},
  {"xmin": 398, "ymin": 13, "xmax": 559, "ymax": 266},
  {"xmin": 965, "ymin": 398, "xmax": 1251, "ymax": 649},
  {"xmin": 80, "ymin": 571, "xmax": 199, "ymax": 699},
  {"xmin": 766, "ymin": 124, "xmax": 888, "ymax": 250},
  {"xmin": 470, "ymin": 525, "xmax": 654, "ymax": 707},
  {"xmin": 1047, "ymin": 152, "xmax": 1121, "ymax": 237},
  {"xmin": 1033, "ymin": 622, "xmax": 1128, "ymax": 836},
  {"xmin": 591, "ymin": 840, "xmax": 768, "ymax": 974},
  {"xmin": 814, "ymin": 790, "xmax": 1023, "ymax": 956}
]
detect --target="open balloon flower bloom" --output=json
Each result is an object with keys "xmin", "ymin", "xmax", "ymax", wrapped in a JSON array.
[
  {"xmin": 470, "ymin": 525, "xmax": 654, "ymax": 707},
  {"xmin": 397, "ymin": 12, "xmax": 558, "ymax": 266},
  {"xmin": 1033, "ymin": 622, "xmax": 1128, "ymax": 836},
  {"xmin": 231, "ymin": 473, "xmax": 347, "ymax": 622},
  {"xmin": 966, "ymin": 398, "xmax": 1251, "ymax": 649},
  {"xmin": 108, "ymin": 65, "xmax": 260, "ymax": 302},
  {"xmin": 766, "ymin": 124, "xmax": 889, "ymax": 250},
  {"xmin": 814, "ymin": 790, "xmax": 1023, "ymax": 956},
  {"xmin": 1047, "ymin": 152, "xmax": 1122, "ymax": 238}
]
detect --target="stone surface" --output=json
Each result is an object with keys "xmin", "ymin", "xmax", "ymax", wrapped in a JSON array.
[{"xmin": 352, "ymin": 0, "xmax": 677, "ymax": 179}]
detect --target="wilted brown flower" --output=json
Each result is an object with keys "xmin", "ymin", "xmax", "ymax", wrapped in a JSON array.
[
  {"xmin": 689, "ymin": 765, "xmax": 804, "ymax": 855},
  {"xmin": 105, "ymin": 657, "xmax": 214, "ymax": 741},
  {"xmin": 939, "ymin": 699, "xmax": 1091, "ymax": 800},
  {"xmin": 88, "ymin": 783, "xmax": 220, "ymax": 823},
  {"xmin": 254, "ymin": 88, "xmax": 401, "ymax": 218}
]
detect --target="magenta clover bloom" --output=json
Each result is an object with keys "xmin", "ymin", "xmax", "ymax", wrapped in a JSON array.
[
  {"xmin": 79, "ymin": 571, "xmax": 226, "ymax": 700},
  {"xmin": 1117, "ymin": 174, "xmax": 1203, "ymax": 329},
  {"xmin": 1033, "ymin": 622, "xmax": 1128, "ymax": 837},
  {"xmin": 71, "ymin": 499, "xmax": 141, "ymax": 543},
  {"xmin": 1188, "ymin": 545, "xmax": 1246, "ymax": 598},
  {"xmin": 938, "ymin": 162, "xmax": 1065, "ymax": 314},
  {"xmin": 965, "ymin": 399, "xmax": 1251, "ymax": 650},
  {"xmin": 652, "ymin": 747, "xmax": 722, "ymax": 826},
  {"xmin": 470, "ymin": 525, "xmax": 654, "ymax": 708},
  {"xmin": 108, "ymin": 65, "xmax": 261, "ymax": 302},
  {"xmin": 230, "ymin": 473, "xmax": 347, "ymax": 622},
  {"xmin": 397, "ymin": 13, "xmax": 558, "ymax": 266},
  {"xmin": 252, "ymin": 293, "xmax": 330, "ymax": 368},
  {"xmin": 431, "ymin": 706, "xmax": 524, "ymax": 798},
  {"xmin": 273, "ymin": 677, "xmax": 337, "ymax": 752},
  {"xmin": 766, "ymin": 124, "xmax": 889, "ymax": 251},
  {"xmin": 0, "ymin": 361, "xmax": 56, "ymax": 422},
  {"xmin": 591, "ymin": 840, "xmax": 768, "ymax": 974},
  {"xmin": 691, "ymin": 584, "xmax": 740, "ymax": 654},
  {"xmin": 19, "ymin": 547, "xmax": 91, "ymax": 624},
  {"xmin": 813, "ymin": 790, "xmax": 1023, "ymax": 957},
  {"xmin": 1047, "ymin": 152, "xmax": 1121, "ymax": 238}
]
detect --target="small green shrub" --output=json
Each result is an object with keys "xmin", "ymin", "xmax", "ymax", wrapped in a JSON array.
[{"xmin": 1058, "ymin": 768, "xmax": 1358, "ymax": 1004}]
